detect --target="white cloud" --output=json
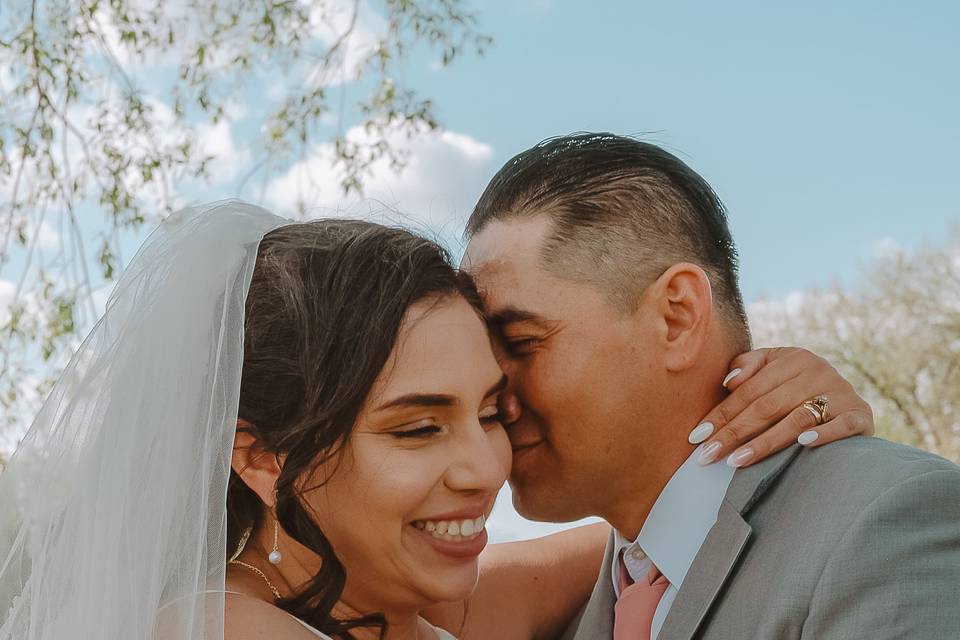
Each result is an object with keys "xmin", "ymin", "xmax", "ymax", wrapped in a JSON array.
[
  {"xmin": 0, "ymin": 373, "xmax": 43, "ymax": 454},
  {"xmin": 198, "ymin": 120, "xmax": 251, "ymax": 186},
  {"xmin": 0, "ymin": 279, "xmax": 15, "ymax": 327},
  {"xmin": 264, "ymin": 124, "xmax": 494, "ymax": 237},
  {"xmin": 0, "ymin": 64, "xmax": 17, "ymax": 93},
  {"xmin": 137, "ymin": 96, "xmax": 249, "ymax": 191},
  {"xmin": 872, "ymin": 237, "xmax": 903, "ymax": 259},
  {"xmin": 304, "ymin": 0, "xmax": 386, "ymax": 86},
  {"xmin": 220, "ymin": 100, "xmax": 250, "ymax": 122}
]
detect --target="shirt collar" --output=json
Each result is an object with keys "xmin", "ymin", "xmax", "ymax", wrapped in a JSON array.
[{"xmin": 613, "ymin": 444, "xmax": 736, "ymax": 589}]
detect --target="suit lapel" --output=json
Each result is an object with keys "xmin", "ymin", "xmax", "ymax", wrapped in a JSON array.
[
  {"xmin": 569, "ymin": 530, "xmax": 617, "ymax": 640},
  {"xmin": 657, "ymin": 445, "xmax": 802, "ymax": 640},
  {"xmin": 656, "ymin": 500, "xmax": 751, "ymax": 640}
]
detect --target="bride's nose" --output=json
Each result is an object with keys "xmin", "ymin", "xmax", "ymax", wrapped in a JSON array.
[{"xmin": 443, "ymin": 423, "xmax": 509, "ymax": 493}]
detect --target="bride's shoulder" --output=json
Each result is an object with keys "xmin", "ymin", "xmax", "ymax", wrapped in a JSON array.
[{"xmin": 225, "ymin": 592, "xmax": 331, "ymax": 639}]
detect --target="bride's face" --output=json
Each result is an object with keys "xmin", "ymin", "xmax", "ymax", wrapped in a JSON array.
[{"xmin": 301, "ymin": 294, "xmax": 511, "ymax": 613}]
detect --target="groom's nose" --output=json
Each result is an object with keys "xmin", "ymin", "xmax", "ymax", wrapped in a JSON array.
[{"xmin": 498, "ymin": 390, "xmax": 522, "ymax": 425}]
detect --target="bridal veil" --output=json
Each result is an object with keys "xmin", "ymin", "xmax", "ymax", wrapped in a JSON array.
[{"xmin": 0, "ymin": 201, "xmax": 289, "ymax": 639}]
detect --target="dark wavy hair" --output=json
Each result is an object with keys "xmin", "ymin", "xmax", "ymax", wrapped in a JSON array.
[{"xmin": 227, "ymin": 219, "xmax": 481, "ymax": 638}]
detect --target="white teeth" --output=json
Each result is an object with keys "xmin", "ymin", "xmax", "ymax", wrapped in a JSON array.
[{"xmin": 413, "ymin": 515, "xmax": 488, "ymax": 541}]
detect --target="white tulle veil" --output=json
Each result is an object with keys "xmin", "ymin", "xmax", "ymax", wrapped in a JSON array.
[{"xmin": 0, "ymin": 201, "xmax": 290, "ymax": 639}]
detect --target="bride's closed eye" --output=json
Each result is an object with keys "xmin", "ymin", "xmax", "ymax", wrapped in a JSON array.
[
  {"xmin": 392, "ymin": 423, "xmax": 447, "ymax": 439},
  {"xmin": 479, "ymin": 404, "xmax": 504, "ymax": 429},
  {"xmin": 391, "ymin": 404, "xmax": 502, "ymax": 439}
]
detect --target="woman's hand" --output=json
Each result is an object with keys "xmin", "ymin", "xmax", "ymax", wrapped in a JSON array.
[{"xmin": 690, "ymin": 347, "xmax": 874, "ymax": 468}]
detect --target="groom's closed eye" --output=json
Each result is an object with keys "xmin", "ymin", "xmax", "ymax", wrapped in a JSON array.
[
  {"xmin": 486, "ymin": 307, "xmax": 554, "ymax": 358},
  {"xmin": 502, "ymin": 336, "xmax": 540, "ymax": 356}
]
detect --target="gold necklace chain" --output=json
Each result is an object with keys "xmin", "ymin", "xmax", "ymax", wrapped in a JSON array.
[{"xmin": 228, "ymin": 559, "xmax": 282, "ymax": 600}]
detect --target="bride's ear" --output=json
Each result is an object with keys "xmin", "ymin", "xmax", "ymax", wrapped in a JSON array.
[{"xmin": 232, "ymin": 419, "xmax": 281, "ymax": 507}]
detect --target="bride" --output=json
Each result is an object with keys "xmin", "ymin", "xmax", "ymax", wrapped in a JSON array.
[{"xmin": 0, "ymin": 201, "xmax": 872, "ymax": 639}]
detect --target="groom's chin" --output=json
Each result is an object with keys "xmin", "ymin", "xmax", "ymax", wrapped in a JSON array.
[{"xmin": 508, "ymin": 476, "xmax": 585, "ymax": 524}]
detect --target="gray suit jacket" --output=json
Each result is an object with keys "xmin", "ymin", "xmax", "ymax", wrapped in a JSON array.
[{"xmin": 560, "ymin": 437, "xmax": 960, "ymax": 639}]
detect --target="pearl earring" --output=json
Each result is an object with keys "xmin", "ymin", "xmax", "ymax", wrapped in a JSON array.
[{"xmin": 268, "ymin": 520, "xmax": 282, "ymax": 564}]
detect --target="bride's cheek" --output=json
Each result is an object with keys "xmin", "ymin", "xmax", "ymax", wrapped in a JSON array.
[{"xmin": 492, "ymin": 427, "xmax": 513, "ymax": 477}]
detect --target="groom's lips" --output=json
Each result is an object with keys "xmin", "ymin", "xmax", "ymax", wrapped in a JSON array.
[
  {"xmin": 511, "ymin": 439, "xmax": 543, "ymax": 452},
  {"xmin": 510, "ymin": 436, "xmax": 545, "ymax": 461},
  {"xmin": 506, "ymin": 419, "xmax": 544, "ymax": 452}
]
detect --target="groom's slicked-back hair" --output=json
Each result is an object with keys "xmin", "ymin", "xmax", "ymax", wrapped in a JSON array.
[{"xmin": 465, "ymin": 132, "xmax": 751, "ymax": 348}]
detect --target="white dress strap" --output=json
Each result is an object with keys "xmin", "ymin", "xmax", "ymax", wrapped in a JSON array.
[
  {"xmin": 292, "ymin": 614, "xmax": 456, "ymax": 639},
  {"xmin": 430, "ymin": 623, "xmax": 458, "ymax": 639}
]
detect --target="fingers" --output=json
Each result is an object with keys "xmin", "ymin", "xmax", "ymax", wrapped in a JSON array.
[
  {"xmin": 715, "ymin": 398, "xmax": 827, "ymax": 467},
  {"xmin": 721, "ymin": 347, "xmax": 798, "ymax": 392},
  {"xmin": 690, "ymin": 351, "xmax": 815, "ymax": 453},
  {"xmin": 721, "ymin": 407, "xmax": 875, "ymax": 469},
  {"xmin": 688, "ymin": 346, "xmax": 874, "ymax": 467},
  {"xmin": 692, "ymin": 370, "xmax": 828, "ymax": 465},
  {"xmin": 792, "ymin": 408, "xmax": 875, "ymax": 448}
]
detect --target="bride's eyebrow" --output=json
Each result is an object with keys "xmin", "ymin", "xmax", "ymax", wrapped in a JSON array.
[{"xmin": 375, "ymin": 375, "xmax": 508, "ymax": 412}]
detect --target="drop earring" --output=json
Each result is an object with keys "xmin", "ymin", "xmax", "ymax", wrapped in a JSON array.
[{"xmin": 268, "ymin": 520, "xmax": 282, "ymax": 565}]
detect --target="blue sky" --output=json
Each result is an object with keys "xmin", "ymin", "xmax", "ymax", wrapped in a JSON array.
[
  {"xmin": 9, "ymin": 0, "xmax": 955, "ymax": 305},
  {"xmin": 393, "ymin": 0, "xmax": 959, "ymax": 302}
]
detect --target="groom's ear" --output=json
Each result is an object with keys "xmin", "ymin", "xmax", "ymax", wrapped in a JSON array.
[
  {"xmin": 231, "ymin": 419, "xmax": 282, "ymax": 507},
  {"xmin": 650, "ymin": 262, "xmax": 714, "ymax": 372}
]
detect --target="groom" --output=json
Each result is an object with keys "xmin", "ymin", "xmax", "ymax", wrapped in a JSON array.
[{"xmin": 460, "ymin": 133, "xmax": 960, "ymax": 639}]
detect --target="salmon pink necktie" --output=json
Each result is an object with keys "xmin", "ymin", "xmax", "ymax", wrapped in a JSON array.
[{"xmin": 613, "ymin": 552, "xmax": 670, "ymax": 640}]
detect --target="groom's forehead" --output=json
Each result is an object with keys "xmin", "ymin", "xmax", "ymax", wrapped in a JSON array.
[
  {"xmin": 465, "ymin": 257, "xmax": 539, "ymax": 320},
  {"xmin": 462, "ymin": 227, "xmax": 548, "ymax": 314}
]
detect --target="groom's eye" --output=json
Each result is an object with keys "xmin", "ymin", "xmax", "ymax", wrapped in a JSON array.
[{"xmin": 505, "ymin": 338, "xmax": 538, "ymax": 355}]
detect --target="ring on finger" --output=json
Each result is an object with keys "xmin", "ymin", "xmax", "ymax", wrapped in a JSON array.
[{"xmin": 800, "ymin": 395, "xmax": 829, "ymax": 426}]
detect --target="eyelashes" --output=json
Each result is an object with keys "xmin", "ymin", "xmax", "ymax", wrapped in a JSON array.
[
  {"xmin": 391, "ymin": 408, "xmax": 504, "ymax": 439},
  {"xmin": 503, "ymin": 337, "xmax": 538, "ymax": 356},
  {"xmin": 392, "ymin": 425, "xmax": 444, "ymax": 439}
]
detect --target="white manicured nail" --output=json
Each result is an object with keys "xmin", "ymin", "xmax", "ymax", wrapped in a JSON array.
[
  {"xmin": 726, "ymin": 448, "xmax": 754, "ymax": 468},
  {"xmin": 688, "ymin": 422, "xmax": 715, "ymax": 444},
  {"xmin": 798, "ymin": 430, "xmax": 819, "ymax": 446},
  {"xmin": 722, "ymin": 368, "xmax": 742, "ymax": 388},
  {"xmin": 697, "ymin": 442, "xmax": 721, "ymax": 465}
]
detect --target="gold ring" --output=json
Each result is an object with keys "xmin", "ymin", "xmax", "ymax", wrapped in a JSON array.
[{"xmin": 800, "ymin": 395, "xmax": 829, "ymax": 425}]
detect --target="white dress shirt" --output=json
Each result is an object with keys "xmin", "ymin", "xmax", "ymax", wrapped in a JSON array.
[{"xmin": 612, "ymin": 445, "xmax": 736, "ymax": 639}]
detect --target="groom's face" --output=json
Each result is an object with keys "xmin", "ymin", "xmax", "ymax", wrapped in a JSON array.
[{"xmin": 462, "ymin": 216, "xmax": 661, "ymax": 522}]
